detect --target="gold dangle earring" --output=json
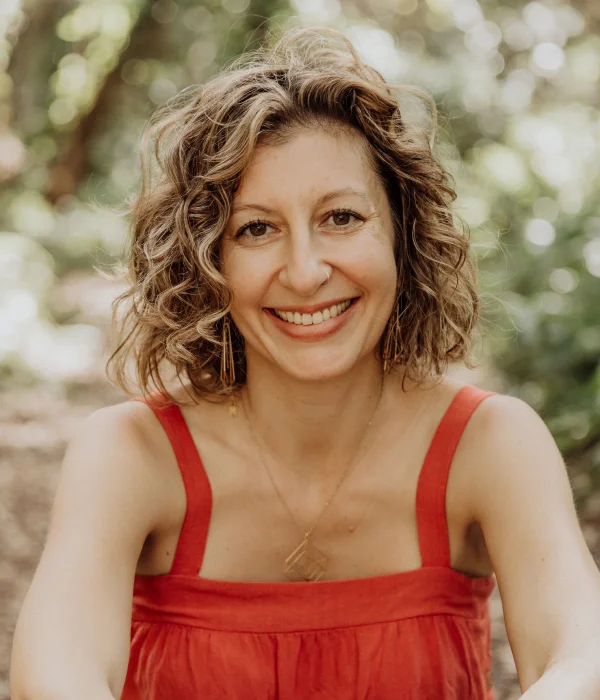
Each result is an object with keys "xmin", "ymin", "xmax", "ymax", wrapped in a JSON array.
[{"xmin": 220, "ymin": 315, "xmax": 237, "ymax": 415}]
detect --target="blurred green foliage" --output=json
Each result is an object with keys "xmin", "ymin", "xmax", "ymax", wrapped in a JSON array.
[{"xmin": 1, "ymin": 0, "xmax": 599, "ymax": 495}]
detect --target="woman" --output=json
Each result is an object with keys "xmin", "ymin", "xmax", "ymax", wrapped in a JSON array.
[{"xmin": 10, "ymin": 25, "xmax": 600, "ymax": 700}]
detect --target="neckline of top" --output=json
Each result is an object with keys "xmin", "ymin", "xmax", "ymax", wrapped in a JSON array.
[{"xmin": 132, "ymin": 383, "xmax": 498, "ymax": 586}]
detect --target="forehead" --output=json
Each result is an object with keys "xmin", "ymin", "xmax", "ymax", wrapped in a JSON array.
[{"xmin": 232, "ymin": 128, "xmax": 381, "ymax": 207}]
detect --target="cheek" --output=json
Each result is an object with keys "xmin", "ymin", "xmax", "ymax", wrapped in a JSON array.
[
  {"xmin": 346, "ymin": 232, "xmax": 398, "ymax": 298},
  {"xmin": 221, "ymin": 248, "xmax": 269, "ymax": 310}
]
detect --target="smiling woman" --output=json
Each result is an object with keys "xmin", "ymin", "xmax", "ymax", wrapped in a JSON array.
[
  {"xmin": 103, "ymin": 26, "xmax": 479, "ymax": 399},
  {"xmin": 10, "ymin": 22, "xmax": 600, "ymax": 700},
  {"xmin": 220, "ymin": 127, "xmax": 399, "ymax": 381}
]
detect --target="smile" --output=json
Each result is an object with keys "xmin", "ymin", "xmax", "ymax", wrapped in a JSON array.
[{"xmin": 272, "ymin": 299, "xmax": 354, "ymax": 326}]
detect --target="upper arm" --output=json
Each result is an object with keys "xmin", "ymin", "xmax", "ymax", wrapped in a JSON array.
[
  {"xmin": 459, "ymin": 394, "xmax": 600, "ymax": 691},
  {"xmin": 10, "ymin": 401, "xmax": 169, "ymax": 699}
]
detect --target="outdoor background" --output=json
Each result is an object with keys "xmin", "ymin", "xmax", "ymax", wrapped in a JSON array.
[{"xmin": 1, "ymin": 0, "xmax": 600, "ymax": 698}]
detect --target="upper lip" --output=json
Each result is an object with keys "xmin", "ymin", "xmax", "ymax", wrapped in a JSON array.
[{"xmin": 267, "ymin": 297, "xmax": 357, "ymax": 314}]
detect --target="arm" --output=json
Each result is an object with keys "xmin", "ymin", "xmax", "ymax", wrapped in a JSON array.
[
  {"xmin": 457, "ymin": 394, "xmax": 600, "ymax": 698},
  {"xmin": 519, "ymin": 658, "xmax": 600, "ymax": 700},
  {"xmin": 10, "ymin": 401, "xmax": 170, "ymax": 700}
]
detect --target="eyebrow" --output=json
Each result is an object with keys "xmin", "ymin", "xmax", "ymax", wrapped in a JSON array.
[{"xmin": 231, "ymin": 187, "xmax": 372, "ymax": 215}]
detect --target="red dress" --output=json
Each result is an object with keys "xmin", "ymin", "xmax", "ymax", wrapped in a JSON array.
[{"xmin": 121, "ymin": 384, "xmax": 497, "ymax": 699}]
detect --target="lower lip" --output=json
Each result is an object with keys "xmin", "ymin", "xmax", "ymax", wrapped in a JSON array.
[{"xmin": 265, "ymin": 299, "xmax": 359, "ymax": 342}]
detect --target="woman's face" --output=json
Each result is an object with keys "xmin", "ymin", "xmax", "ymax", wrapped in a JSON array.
[{"xmin": 220, "ymin": 127, "xmax": 398, "ymax": 383}]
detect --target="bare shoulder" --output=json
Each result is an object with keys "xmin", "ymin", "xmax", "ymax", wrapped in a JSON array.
[
  {"xmin": 86, "ymin": 398, "xmax": 168, "ymax": 474},
  {"xmin": 456, "ymin": 390, "xmax": 558, "ymax": 473},
  {"xmin": 115, "ymin": 387, "xmax": 233, "ymax": 525},
  {"xmin": 452, "ymin": 389, "xmax": 571, "ymax": 523},
  {"xmin": 65, "ymin": 399, "xmax": 177, "ymax": 529},
  {"xmin": 43, "ymin": 397, "xmax": 177, "ymax": 579},
  {"xmin": 47, "ymin": 390, "xmax": 211, "ymax": 560},
  {"xmin": 102, "ymin": 388, "xmax": 218, "ymax": 466}
]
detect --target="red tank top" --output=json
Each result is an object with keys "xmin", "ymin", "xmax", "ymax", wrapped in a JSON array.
[{"xmin": 121, "ymin": 384, "xmax": 496, "ymax": 699}]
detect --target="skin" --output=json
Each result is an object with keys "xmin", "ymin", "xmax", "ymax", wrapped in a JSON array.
[
  {"xmin": 219, "ymin": 126, "xmax": 400, "ymax": 476},
  {"xmin": 10, "ymin": 126, "xmax": 600, "ymax": 700},
  {"xmin": 140, "ymin": 127, "xmax": 494, "ymax": 587}
]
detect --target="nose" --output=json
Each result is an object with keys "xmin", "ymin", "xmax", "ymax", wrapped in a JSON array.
[{"xmin": 278, "ymin": 230, "xmax": 330, "ymax": 297}]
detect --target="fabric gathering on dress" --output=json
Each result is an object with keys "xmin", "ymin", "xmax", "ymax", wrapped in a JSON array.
[{"xmin": 121, "ymin": 384, "xmax": 497, "ymax": 700}]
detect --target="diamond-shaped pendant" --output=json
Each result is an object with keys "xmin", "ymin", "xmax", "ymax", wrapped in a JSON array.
[{"xmin": 284, "ymin": 536, "xmax": 329, "ymax": 582}]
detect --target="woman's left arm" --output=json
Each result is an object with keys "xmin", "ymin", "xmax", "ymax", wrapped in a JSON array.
[{"xmin": 461, "ymin": 393, "xmax": 600, "ymax": 698}]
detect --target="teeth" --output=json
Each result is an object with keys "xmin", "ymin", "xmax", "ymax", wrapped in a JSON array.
[{"xmin": 273, "ymin": 300, "xmax": 353, "ymax": 325}]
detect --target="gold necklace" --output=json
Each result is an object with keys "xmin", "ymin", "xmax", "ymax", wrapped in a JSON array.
[{"xmin": 242, "ymin": 378, "xmax": 385, "ymax": 582}]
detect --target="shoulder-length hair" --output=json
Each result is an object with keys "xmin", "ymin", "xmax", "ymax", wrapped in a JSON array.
[{"xmin": 106, "ymin": 25, "xmax": 479, "ymax": 405}]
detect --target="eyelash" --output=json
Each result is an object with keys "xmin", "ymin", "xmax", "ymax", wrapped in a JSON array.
[{"xmin": 234, "ymin": 208, "xmax": 363, "ymax": 239}]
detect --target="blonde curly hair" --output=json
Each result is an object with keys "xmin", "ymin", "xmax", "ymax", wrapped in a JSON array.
[{"xmin": 106, "ymin": 25, "xmax": 479, "ymax": 405}]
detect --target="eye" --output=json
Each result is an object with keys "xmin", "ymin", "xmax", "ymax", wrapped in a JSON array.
[
  {"xmin": 327, "ymin": 208, "xmax": 362, "ymax": 228},
  {"xmin": 235, "ymin": 218, "xmax": 271, "ymax": 240}
]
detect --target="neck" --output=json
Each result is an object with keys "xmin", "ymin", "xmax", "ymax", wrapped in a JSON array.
[{"xmin": 240, "ymin": 354, "xmax": 395, "ymax": 483}]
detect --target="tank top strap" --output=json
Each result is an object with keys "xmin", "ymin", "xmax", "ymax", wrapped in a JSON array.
[
  {"xmin": 130, "ymin": 393, "xmax": 212, "ymax": 577},
  {"xmin": 415, "ymin": 384, "xmax": 496, "ymax": 569}
]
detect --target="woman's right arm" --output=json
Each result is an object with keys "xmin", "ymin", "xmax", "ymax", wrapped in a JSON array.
[{"xmin": 10, "ymin": 401, "xmax": 169, "ymax": 700}]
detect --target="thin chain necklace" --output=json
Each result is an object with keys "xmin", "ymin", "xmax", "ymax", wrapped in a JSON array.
[{"xmin": 242, "ymin": 377, "xmax": 385, "ymax": 582}]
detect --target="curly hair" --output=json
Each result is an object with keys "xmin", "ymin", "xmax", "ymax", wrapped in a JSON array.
[{"xmin": 106, "ymin": 24, "xmax": 480, "ymax": 406}]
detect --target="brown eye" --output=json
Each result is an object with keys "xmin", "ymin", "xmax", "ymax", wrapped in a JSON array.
[
  {"xmin": 332, "ymin": 211, "xmax": 353, "ymax": 226},
  {"xmin": 236, "ymin": 219, "xmax": 270, "ymax": 239},
  {"xmin": 246, "ymin": 222, "xmax": 268, "ymax": 237},
  {"xmin": 328, "ymin": 209, "xmax": 361, "ymax": 228}
]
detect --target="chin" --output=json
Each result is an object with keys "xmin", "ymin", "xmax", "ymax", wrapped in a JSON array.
[{"xmin": 273, "ymin": 348, "xmax": 369, "ymax": 383}]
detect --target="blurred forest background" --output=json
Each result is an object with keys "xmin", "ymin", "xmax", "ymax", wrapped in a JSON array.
[{"xmin": 1, "ymin": 0, "xmax": 600, "ymax": 698}]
